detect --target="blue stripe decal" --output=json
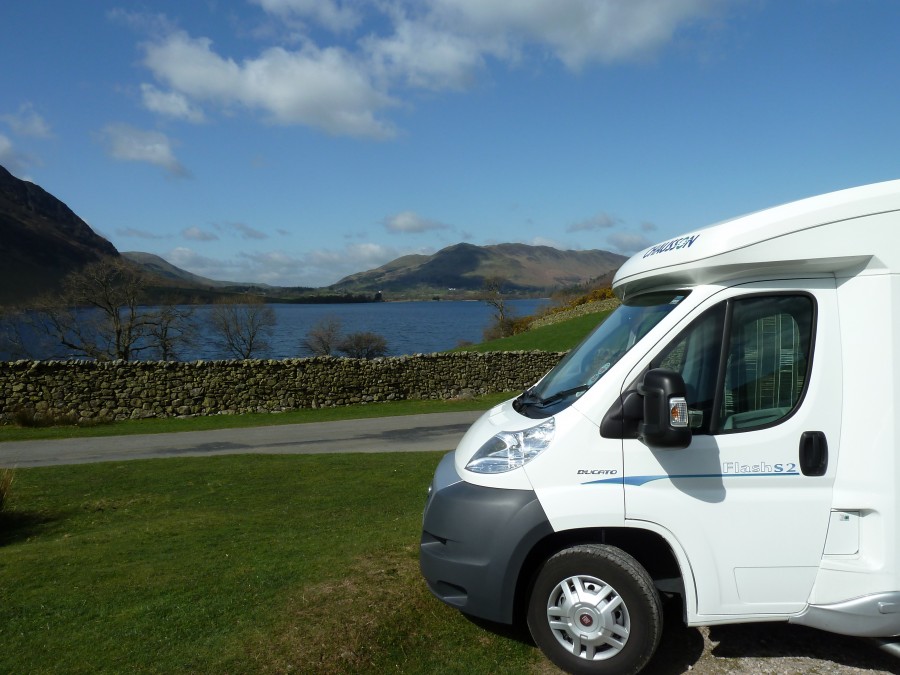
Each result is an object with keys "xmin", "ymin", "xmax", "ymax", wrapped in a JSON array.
[{"xmin": 583, "ymin": 471, "xmax": 800, "ymax": 487}]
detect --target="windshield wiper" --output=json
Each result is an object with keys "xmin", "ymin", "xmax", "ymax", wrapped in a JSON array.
[
  {"xmin": 515, "ymin": 384, "xmax": 590, "ymax": 412},
  {"xmin": 535, "ymin": 384, "xmax": 590, "ymax": 407}
]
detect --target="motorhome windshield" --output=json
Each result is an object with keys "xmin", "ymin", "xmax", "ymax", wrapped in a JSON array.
[{"xmin": 514, "ymin": 291, "xmax": 689, "ymax": 418}]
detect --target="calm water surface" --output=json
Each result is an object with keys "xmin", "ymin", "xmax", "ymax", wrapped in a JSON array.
[{"xmin": 238, "ymin": 299, "xmax": 550, "ymax": 359}]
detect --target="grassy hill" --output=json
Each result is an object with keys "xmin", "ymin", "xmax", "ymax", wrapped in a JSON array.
[{"xmin": 456, "ymin": 307, "xmax": 615, "ymax": 352}]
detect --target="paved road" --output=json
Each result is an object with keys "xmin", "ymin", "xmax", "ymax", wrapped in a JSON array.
[{"xmin": 0, "ymin": 411, "xmax": 483, "ymax": 468}]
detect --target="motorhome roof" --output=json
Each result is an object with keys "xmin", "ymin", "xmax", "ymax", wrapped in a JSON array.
[{"xmin": 613, "ymin": 179, "xmax": 900, "ymax": 299}]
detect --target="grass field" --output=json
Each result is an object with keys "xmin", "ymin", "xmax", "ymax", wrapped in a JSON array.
[{"xmin": 0, "ymin": 453, "xmax": 544, "ymax": 674}]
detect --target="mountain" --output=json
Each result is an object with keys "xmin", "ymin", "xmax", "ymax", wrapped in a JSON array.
[
  {"xmin": 0, "ymin": 164, "xmax": 118, "ymax": 303},
  {"xmin": 331, "ymin": 242, "xmax": 627, "ymax": 295},
  {"xmin": 121, "ymin": 251, "xmax": 234, "ymax": 288}
]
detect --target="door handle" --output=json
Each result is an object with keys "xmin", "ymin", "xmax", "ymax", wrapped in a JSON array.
[{"xmin": 799, "ymin": 431, "xmax": 828, "ymax": 476}]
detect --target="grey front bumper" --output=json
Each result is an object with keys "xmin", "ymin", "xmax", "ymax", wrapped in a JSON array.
[{"xmin": 419, "ymin": 452, "xmax": 553, "ymax": 624}]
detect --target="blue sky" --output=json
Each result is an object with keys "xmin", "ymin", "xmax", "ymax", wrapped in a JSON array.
[{"xmin": 2, "ymin": 0, "xmax": 900, "ymax": 287}]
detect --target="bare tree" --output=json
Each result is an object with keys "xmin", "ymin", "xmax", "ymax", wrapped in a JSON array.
[
  {"xmin": 336, "ymin": 331, "xmax": 389, "ymax": 359},
  {"xmin": 301, "ymin": 315, "xmax": 343, "ymax": 356},
  {"xmin": 0, "ymin": 305, "xmax": 35, "ymax": 359},
  {"xmin": 147, "ymin": 302, "xmax": 197, "ymax": 361},
  {"xmin": 27, "ymin": 258, "xmax": 158, "ymax": 361},
  {"xmin": 210, "ymin": 295, "xmax": 276, "ymax": 359},
  {"xmin": 481, "ymin": 275, "xmax": 517, "ymax": 340}
]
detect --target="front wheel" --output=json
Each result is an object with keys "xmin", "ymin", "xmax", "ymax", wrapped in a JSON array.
[{"xmin": 527, "ymin": 544, "xmax": 662, "ymax": 675}]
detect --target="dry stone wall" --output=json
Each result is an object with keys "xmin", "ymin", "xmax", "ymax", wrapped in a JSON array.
[{"xmin": 0, "ymin": 352, "xmax": 564, "ymax": 423}]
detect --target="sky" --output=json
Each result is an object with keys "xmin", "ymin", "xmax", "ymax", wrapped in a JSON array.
[{"xmin": 2, "ymin": 0, "xmax": 900, "ymax": 288}]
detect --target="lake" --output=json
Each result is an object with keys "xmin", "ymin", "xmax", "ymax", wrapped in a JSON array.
[
  {"xmin": 1, "ymin": 299, "xmax": 551, "ymax": 361},
  {"xmin": 201, "ymin": 299, "xmax": 550, "ymax": 359}
]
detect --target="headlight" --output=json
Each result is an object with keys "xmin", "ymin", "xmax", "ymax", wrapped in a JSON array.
[{"xmin": 465, "ymin": 418, "xmax": 555, "ymax": 474}]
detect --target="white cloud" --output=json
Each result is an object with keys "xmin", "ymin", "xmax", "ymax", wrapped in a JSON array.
[
  {"xmin": 238, "ymin": 250, "xmax": 304, "ymax": 285},
  {"xmin": 529, "ymin": 236, "xmax": 565, "ymax": 249},
  {"xmin": 167, "ymin": 247, "xmax": 239, "ymax": 281},
  {"xmin": 99, "ymin": 123, "xmax": 189, "ymax": 177},
  {"xmin": 383, "ymin": 211, "xmax": 450, "ymax": 233},
  {"xmin": 431, "ymin": 0, "xmax": 722, "ymax": 69},
  {"xmin": 211, "ymin": 222, "xmax": 269, "ymax": 240},
  {"xmin": 566, "ymin": 212, "xmax": 620, "ymax": 233},
  {"xmin": 307, "ymin": 242, "xmax": 407, "ymax": 279},
  {"xmin": 142, "ymin": 31, "xmax": 396, "ymax": 138},
  {"xmin": 252, "ymin": 0, "xmax": 361, "ymax": 33},
  {"xmin": 0, "ymin": 134, "xmax": 31, "ymax": 176},
  {"xmin": 1, "ymin": 103, "xmax": 53, "ymax": 138},
  {"xmin": 0, "ymin": 134, "xmax": 14, "ymax": 161},
  {"xmin": 607, "ymin": 231, "xmax": 654, "ymax": 255},
  {"xmin": 165, "ymin": 241, "xmax": 416, "ymax": 287},
  {"xmin": 364, "ymin": 17, "xmax": 488, "ymax": 91},
  {"xmin": 229, "ymin": 222, "xmax": 268, "ymax": 240},
  {"xmin": 140, "ymin": 84, "xmax": 205, "ymax": 122},
  {"xmin": 108, "ymin": 8, "xmax": 178, "ymax": 37},
  {"xmin": 116, "ymin": 227, "xmax": 167, "ymax": 239},
  {"xmin": 183, "ymin": 226, "xmax": 218, "ymax": 241}
]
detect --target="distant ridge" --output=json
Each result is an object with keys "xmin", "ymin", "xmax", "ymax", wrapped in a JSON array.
[{"xmin": 330, "ymin": 242, "xmax": 627, "ymax": 295}]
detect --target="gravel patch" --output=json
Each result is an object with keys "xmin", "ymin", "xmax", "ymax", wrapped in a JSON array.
[{"xmin": 531, "ymin": 604, "xmax": 899, "ymax": 674}]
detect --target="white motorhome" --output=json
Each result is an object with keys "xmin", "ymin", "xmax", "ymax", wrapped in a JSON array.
[{"xmin": 420, "ymin": 180, "xmax": 900, "ymax": 674}]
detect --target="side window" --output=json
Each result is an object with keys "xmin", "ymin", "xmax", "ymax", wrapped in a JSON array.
[
  {"xmin": 721, "ymin": 296, "xmax": 814, "ymax": 431},
  {"xmin": 652, "ymin": 294, "xmax": 815, "ymax": 434}
]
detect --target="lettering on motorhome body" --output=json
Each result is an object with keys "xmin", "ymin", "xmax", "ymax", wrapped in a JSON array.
[
  {"xmin": 642, "ymin": 234, "xmax": 700, "ymax": 258},
  {"xmin": 721, "ymin": 461, "xmax": 798, "ymax": 475}
]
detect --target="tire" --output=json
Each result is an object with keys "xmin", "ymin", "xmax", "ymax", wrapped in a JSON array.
[{"xmin": 527, "ymin": 544, "xmax": 662, "ymax": 675}]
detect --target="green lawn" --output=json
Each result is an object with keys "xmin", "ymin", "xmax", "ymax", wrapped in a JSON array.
[{"xmin": 0, "ymin": 453, "xmax": 543, "ymax": 673}]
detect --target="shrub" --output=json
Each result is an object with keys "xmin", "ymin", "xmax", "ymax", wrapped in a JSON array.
[
  {"xmin": 301, "ymin": 316, "xmax": 343, "ymax": 356},
  {"xmin": 11, "ymin": 408, "xmax": 111, "ymax": 428},
  {"xmin": 13, "ymin": 408, "xmax": 78, "ymax": 428},
  {"xmin": 336, "ymin": 332, "xmax": 389, "ymax": 359}
]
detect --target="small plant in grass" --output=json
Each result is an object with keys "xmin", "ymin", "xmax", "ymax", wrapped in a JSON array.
[{"xmin": 0, "ymin": 468, "xmax": 13, "ymax": 512}]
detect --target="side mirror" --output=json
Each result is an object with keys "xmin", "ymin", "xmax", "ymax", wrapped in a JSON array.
[{"xmin": 638, "ymin": 369, "xmax": 691, "ymax": 449}]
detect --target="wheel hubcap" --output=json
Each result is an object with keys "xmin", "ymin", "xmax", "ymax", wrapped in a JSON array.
[{"xmin": 545, "ymin": 574, "xmax": 630, "ymax": 661}]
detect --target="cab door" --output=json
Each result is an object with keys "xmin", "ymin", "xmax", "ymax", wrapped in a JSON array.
[{"xmin": 621, "ymin": 279, "xmax": 841, "ymax": 617}]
